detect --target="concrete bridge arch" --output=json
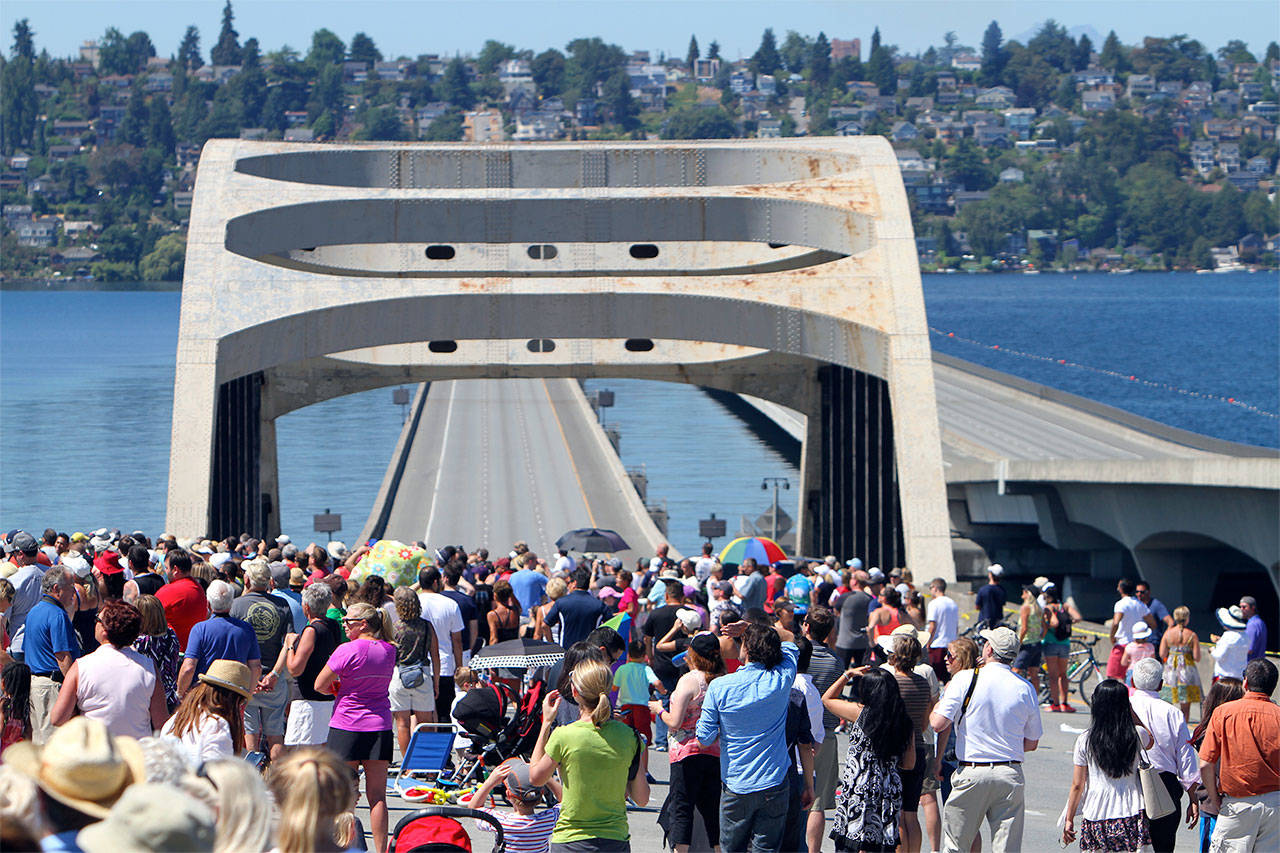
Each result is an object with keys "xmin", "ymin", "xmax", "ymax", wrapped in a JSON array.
[{"xmin": 168, "ymin": 138, "xmax": 952, "ymax": 577}]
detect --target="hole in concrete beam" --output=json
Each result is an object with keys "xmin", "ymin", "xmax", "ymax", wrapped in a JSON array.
[
  {"xmin": 768, "ymin": 242, "xmax": 788, "ymax": 249},
  {"xmin": 527, "ymin": 245, "xmax": 558, "ymax": 259},
  {"xmin": 526, "ymin": 338, "xmax": 557, "ymax": 352},
  {"xmin": 624, "ymin": 338, "xmax": 655, "ymax": 352},
  {"xmin": 428, "ymin": 340, "xmax": 458, "ymax": 353},
  {"xmin": 425, "ymin": 245, "xmax": 456, "ymax": 260},
  {"xmin": 629, "ymin": 243, "xmax": 659, "ymax": 259}
]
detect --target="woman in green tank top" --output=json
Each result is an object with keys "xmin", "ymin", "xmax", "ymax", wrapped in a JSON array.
[{"xmin": 1013, "ymin": 584, "xmax": 1046, "ymax": 699}]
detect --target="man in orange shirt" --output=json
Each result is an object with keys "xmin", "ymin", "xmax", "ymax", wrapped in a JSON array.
[{"xmin": 1199, "ymin": 658, "xmax": 1280, "ymax": 853}]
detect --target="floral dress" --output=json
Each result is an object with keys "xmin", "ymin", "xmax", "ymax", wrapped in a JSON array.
[
  {"xmin": 830, "ymin": 715, "xmax": 902, "ymax": 852},
  {"xmin": 1160, "ymin": 639, "xmax": 1203, "ymax": 705},
  {"xmin": 133, "ymin": 628, "xmax": 182, "ymax": 711}
]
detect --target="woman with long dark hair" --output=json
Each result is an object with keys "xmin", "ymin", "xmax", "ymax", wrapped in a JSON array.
[
  {"xmin": 823, "ymin": 666, "xmax": 916, "ymax": 852},
  {"xmin": 650, "ymin": 633, "xmax": 726, "ymax": 853},
  {"xmin": 1062, "ymin": 679, "xmax": 1154, "ymax": 852},
  {"xmin": 0, "ymin": 661, "xmax": 31, "ymax": 752}
]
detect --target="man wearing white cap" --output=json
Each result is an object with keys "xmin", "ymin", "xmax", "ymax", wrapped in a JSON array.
[
  {"xmin": 975, "ymin": 564, "xmax": 1006, "ymax": 630},
  {"xmin": 930, "ymin": 625, "xmax": 1041, "ymax": 853},
  {"xmin": 1210, "ymin": 606, "xmax": 1249, "ymax": 680}
]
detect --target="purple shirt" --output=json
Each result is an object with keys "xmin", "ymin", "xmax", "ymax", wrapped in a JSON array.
[
  {"xmin": 326, "ymin": 638, "xmax": 396, "ymax": 731},
  {"xmin": 1245, "ymin": 615, "xmax": 1267, "ymax": 662}
]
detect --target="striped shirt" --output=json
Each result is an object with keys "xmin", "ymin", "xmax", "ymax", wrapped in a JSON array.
[
  {"xmin": 476, "ymin": 806, "xmax": 560, "ymax": 853},
  {"xmin": 807, "ymin": 643, "xmax": 844, "ymax": 732},
  {"xmin": 892, "ymin": 669, "xmax": 934, "ymax": 749}
]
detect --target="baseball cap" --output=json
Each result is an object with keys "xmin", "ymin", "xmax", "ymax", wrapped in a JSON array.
[
  {"xmin": 988, "ymin": 563, "xmax": 1005, "ymax": 577},
  {"xmin": 689, "ymin": 633, "xmax": 720, "ymax": 660},
  {"xmin": 866, "ymin": 568, "xmax": 886, "ymax": 584},
  {"xmin": 845, "ymin": 558, "xmax": 863, "ymax": 569},
  {"xmin": 499, "ymin": 760, "xmax": 546, "ymax": 804},
  {"xmin": 979, "ymin": 626, "xmax": 1019, "ymax": 659},
  {"xmin": 676, "ymin": 608, "xmax": 701, "ymax": 631},
  {"xmin": 6, "ymin": 531, "xmax": 37, "ymax": 556}
]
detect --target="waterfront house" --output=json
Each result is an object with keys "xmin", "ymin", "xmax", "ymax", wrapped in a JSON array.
[
  {"xmin": 16, "ymin": 217, "xmax": 58, "ymax": 248},
  {"xmin": 1190, "ymin": 141, "xmax": 1216, "ymax": 175},
  {"xmin": 951, "ymin": 54, "xmax": 981, "ymax": 73},
  {"xmin": 999, "ymin": 167, "xmax": 1025, "ymax": 183},
  {"xmin": 1217, "ymin": 143, "xmax": 1241, "ymax": 173},
  {"xmin": 1081, "ymin": 90, "xmax": 1115, "ymax": 112},
  {"xmin": 757, "ymin": 118, "xmax": 782, "ymax": 138},
  {"xmin": 1126, "ymin": 75, "xmax": 1156, "ymax": 97},
  {"xmin": 1246, "ymin": 155, "xmax": 1271, "ymax": 174},
  {"xmin": 890, "ymin": 121, "xmax": 919, "ymax": 142}
]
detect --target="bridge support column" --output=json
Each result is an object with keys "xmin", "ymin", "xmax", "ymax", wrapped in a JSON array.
[
  {"xmin": 209, "ymin": 372, "xmax": 269, "ymax": 539},
  {"xmin": 814, "ymin": 365, "xmax": 905, "ymax": 569}
]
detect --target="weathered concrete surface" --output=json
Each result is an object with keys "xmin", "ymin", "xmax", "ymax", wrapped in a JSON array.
[{"xmin": 169, "ymin": 139, "xmax": 952, "ymax": 577}]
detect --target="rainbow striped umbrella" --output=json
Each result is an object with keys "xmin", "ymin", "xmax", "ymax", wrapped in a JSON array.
[{"xmin": 718, "ymin": 536, "xmax": 787, "ymax": 566}]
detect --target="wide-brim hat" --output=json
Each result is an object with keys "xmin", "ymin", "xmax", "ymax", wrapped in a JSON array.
[
  {"xmin": 877, "ymin": 622, "xmax": 931, "ymax": 652},
  {"xmin": 197, "ymin": 660, "xmax": 254, "ymax": 700},
  {"xmin": 1131, "ymin": 622, "xmax": 1153, "ymax": 640},
  {"xmin": 4, "ymin": 717, "xmax": 145, "ymax": 819},
  {"xmin": 77, "ymin": 782, "xmax": 215, "ymax": 853},
  {"xmin": 1216, "ymin": 606, "xmax": 1246, "ymax": 630}
]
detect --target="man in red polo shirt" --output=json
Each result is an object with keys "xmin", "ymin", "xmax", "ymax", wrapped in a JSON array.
[
  {"xmin": 1199, "ymin": 657, "xmax": 1280, "ymax": 853},
  {"xmin": 155, "ymin": 549, "xmax": 207, "ymax": 651}
]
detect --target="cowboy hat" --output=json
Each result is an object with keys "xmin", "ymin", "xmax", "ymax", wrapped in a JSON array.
[
  {"xmin": 197, "ymin": 660, "xmax": 255, "ymax": 700},
  {"xmin": 4, "ymin": 717, "xmax": 145, "ymax": 819}
]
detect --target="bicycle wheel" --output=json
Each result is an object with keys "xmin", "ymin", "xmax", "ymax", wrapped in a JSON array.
[{"xmin": 1069, "ymin": 641, "xmax": 1102, "ymax": 706}]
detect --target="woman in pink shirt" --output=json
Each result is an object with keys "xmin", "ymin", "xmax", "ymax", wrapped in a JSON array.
[{"xmin": 315, "ymin": 601, "xmax": 397, "ymax": 853}]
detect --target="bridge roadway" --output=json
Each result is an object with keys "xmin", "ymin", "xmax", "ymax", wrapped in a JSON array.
[{"xmin": 367, "ymin": 377, "xmax": 666, "ymax": 562}]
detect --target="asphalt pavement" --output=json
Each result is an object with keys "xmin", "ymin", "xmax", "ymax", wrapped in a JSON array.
[{"xmin": 379, "ymin": 377, "xmax": 664, "ymax": 562}]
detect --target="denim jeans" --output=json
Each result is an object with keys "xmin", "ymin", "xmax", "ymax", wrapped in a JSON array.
[
  {"xmin": 720, "ymin": 780, "xmax": 789, "ymax": 853},
  {"xmin": 652, "ymin": 694, "xmax": 670, "ymax": 746}
]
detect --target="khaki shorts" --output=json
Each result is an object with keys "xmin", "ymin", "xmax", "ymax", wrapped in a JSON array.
[
  {"xmin": 1211, "ymin": 791, "xmax": 1280, "ymax": 853},
  {"xmin": 30, "ymin": 676, "xmax": 60, "ymax": 745},
  {"xmin": 810, "ymin": 732, "xmax": 840, "ymax": 811}
]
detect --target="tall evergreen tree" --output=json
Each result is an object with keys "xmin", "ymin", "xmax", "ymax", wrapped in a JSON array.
[
  {"xmin": 118, "ymin": 83, "xmax": 148, "ymax": 146},
  {"xmin": 11, "ymin": 18, "xmax": 34, "ymax": 60},
  {"xmin": 440, "ymin": 57, "xmax": 474, "ymax": 109},
  {"xmin": 750, "ymin": 28, "xmax": 781, "ymax": 76},
  {"xmin": 210, "ymin": 1, "xmax": 241, "ymax": 65},
  {"xmin": 1266, "ymin": 42, "xmax": 1280, "ymax": 64},
  {"xmin": 306, "ymin": 29, "xmax": 346, "ymax": 67},
  {"xmin": 809, "ymin": 32, "xmax": 832, "ymax": 89},
  {"xmin": 178, "ymin": 25, "xmax": 203, "ymax": 70},
  {"xmin": 1073, "ymin": 34, "xmax": 1093, "ymax": 71},
  {"xmin": 146, "ymin": 93, "xmax": 175, "ymax": 155},
  {"xmin": 980, "ymin": 20, "xmax": 1005, "ymax": 85},
  {"xmin": 349, "ymin": 32, "xmax": 382, "ymax": 65},
  {"xmin": 686, "ymin": 35, "xmax": 699, "ymax": 70},
  {"xmin": 1100, "ymin": 30, "xmax": 1126, "ymax": 71},
  {"xmin": 871, "ymin": 27, "xmax": 881, "ymax": 55},
  {"xmin": 707, "ymin": 41, "xmax": 721, "ymax": 61}
]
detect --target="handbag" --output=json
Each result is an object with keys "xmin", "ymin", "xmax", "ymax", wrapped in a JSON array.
[
  {"xmin": 399, "ymin": 662, "xmax": 426, "ymax": 690},
  {"xmin": 1137, "ymin": 743, "xmax": 1176, "ymax": 820}
]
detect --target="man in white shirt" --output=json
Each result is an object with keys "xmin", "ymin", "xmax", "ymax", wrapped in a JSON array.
[
  {"xmin": 1129, "ymin": 658, "xmax": 1200, "ymax": 852},
  {"xmin": 553, "ymin": 549, "xmax": 574, "ymax": 576},
  {"xmin": 1107, "ymin": 577, "xmax": 1158, "ymax": 678},
  {"xmin": 417, "ymin": 566, "xmax": 465, "ymax": 721},
  {"xmin": 694, "ymin": 542, "xmax": 718, "ymax": 582},
  {"xmin": 925, "ymin": 577, "xmax": 960, "ymax": 683},
  {"xmin": 930, "ymin": 626, "xmax": 1042, "ymax": 853}
]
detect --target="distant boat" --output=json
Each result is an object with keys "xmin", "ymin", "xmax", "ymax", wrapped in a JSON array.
[
  {"xmin": 1110, "ymin": 269, "xmax": 1134, "ymax": 275},
  {"xmin": 1023, "ymin": 269, "xmax": 1040, "ymax": 275}
]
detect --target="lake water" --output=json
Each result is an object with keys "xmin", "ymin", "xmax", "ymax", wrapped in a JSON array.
[{"xmin": 1, "ymin": 272, "xmax": 1275, "ymax": 552}]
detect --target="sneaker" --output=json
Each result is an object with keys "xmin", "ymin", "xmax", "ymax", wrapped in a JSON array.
[
  {"xmin": 1062, "ymin": 704, "xmax": 1077, "ymax": 713},
  {"xmin": 1049, "ymin": 703, "xmax": 1062, "ymax": 712},
  {"xmin": 651, "ymin": 743, "xmax": 667, "ymax": 752}
]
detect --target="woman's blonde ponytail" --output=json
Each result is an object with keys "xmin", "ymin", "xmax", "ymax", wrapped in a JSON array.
[{"xmin": 570, "ymin": 659, "xmax": 615, "ymax": 727}]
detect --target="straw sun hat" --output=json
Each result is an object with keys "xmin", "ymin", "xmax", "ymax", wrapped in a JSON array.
[
  {"xmin": 4, "ymin": 717, "xmax": 145, "ymax": 819},
  {"xmin": 197, "ymin": 660, "xmax": 255, "ymax": 700}
]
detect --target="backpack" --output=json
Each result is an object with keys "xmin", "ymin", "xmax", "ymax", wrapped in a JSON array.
[{"xmin": 1051, "ymin": 605, "xmax": 1072, "ymax": 640}]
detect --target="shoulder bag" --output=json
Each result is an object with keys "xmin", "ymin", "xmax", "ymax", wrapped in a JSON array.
[{"xmin": 1137, "ymin": 740, "xmax": 1176, "ymax": 819}]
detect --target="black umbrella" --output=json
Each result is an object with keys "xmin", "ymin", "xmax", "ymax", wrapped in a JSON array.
[
  {"xmin": 470, "ymin": 638, "xmax": 567, "ymax": 670},
  {"xmin": 556, "ymin": 527, "xmax": 630, "ymax": 553}
]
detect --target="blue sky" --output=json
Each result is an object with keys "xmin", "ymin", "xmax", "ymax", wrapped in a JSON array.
[{"xmin": 2, "ymin": 0, "xmax": 1276, "ymax": 63}]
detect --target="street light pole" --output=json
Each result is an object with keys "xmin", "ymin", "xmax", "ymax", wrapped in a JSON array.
[{"xmin": 761, "ymin": 477, "xmax": 789, "ymax": 542}]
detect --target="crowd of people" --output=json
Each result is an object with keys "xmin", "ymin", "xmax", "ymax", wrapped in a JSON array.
[{"xmin": 0, "ymin": 525, "xmax": 1275, "ymax": 853}]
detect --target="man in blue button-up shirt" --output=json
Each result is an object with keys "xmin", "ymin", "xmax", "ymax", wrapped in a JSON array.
[{"xmin": 698, "ymin": 620, "xmax": 798, "ymax": 852}]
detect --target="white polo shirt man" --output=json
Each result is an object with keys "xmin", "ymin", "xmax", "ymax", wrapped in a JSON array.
[
  {"xmin": 925, "ymin": 577, "xmax": 960, "ymax": 680},
  {"xmin": 931, "ymin": 626, "xmax": 1042, "ymax": 853}
]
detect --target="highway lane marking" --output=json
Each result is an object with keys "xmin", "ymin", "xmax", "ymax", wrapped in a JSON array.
[
  {"xmin": 542, "ymin": 378, "xmax": 597, "ymax": 528},
  {"xmin": 423, "ymin": 380, "xmax": 456, "ymax": 545}
]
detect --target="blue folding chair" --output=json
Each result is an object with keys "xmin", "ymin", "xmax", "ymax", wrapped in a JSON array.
[{"xmin": 389, "ymin": 722, "xmax": 456, "ymax": 799}]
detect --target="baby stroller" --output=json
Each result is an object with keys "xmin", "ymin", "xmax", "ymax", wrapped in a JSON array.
[
  {"xmin": 447, "ymin": 677, "xmax": 547, "ymax": 788},
  {"xmin": 389, "ymin": 807, "xmax": 505, "ymax": 853}
]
